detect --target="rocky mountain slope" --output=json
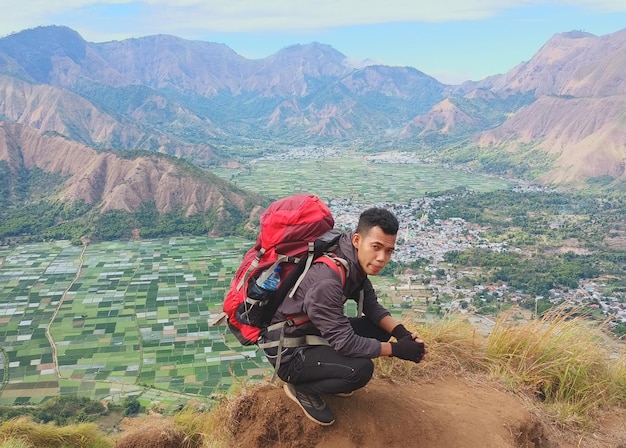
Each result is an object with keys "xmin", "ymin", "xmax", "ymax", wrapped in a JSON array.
[
  {"xmin": 0, "ymin": 75, "xmax": 220, "ymax": 165},
  {"xmin": 1, "ymin": 25, "xmax": 626, "ymax": 188},
  {"xmin": 475, "ymin": 95, "xmax": 626, "ymax": 185},
  {"xmin": 467, "ymin": 30, "xmax": 626, "ymax": 186},
  {"xmin": 0, "ymin": 26, "xmax": 444, "ymax": 150},
  {"xmin": 0, "ymin": 121, "xmax": 263, "ymax": 225}
]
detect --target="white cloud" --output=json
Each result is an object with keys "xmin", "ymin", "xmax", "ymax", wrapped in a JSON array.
[
  {"xmin": 2, "ymin": 0, "xmax": 626, "ymax": 39},
  {"xmin": 148, "ymin": 0, "xmax": 500, "ymax": 32}
]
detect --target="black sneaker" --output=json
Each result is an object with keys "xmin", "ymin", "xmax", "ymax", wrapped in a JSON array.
[
  {"xmin": 335, "ymin": 391, "xmax": 354, "ymax": 397},
  {"xmin": 283, "ymin": 383, "xmax": 335, "ymax": 426}
]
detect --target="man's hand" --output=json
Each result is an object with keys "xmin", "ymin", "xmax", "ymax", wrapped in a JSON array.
[
  {"xmin": 391, "ymin": 324, "xmax": 423, "ymax": 345},
  {"xmin": 390, "ymin": 337, "xmax": 425, "ymax": 363},
  {"xmin": 391, "ymin": 324, "xmax": 412, "ymax": 340}
]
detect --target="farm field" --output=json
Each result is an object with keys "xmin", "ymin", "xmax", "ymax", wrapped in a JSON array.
[
  {"xmin": 0, "ymin": 237, "xmax": 266, "ymax": 409},
  {"xmin": 0, "ymin": 237, "xmax": 434, "ymax": 410},
  {"xmin": 211, "ymin": 157, "xmax": 511, "ymax": 203}
]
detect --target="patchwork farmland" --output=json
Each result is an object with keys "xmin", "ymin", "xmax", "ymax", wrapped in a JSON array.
[
  {"xmin": 0, "ymin": 237, "xmax": 265, "ymax": 409},
  {"xmin": 211, "ymin": 157, "xmax": 510, "ymax": 203},
  {"xmin": 0, "ymin": 237, "xmax": 425, "ymax": 410}
]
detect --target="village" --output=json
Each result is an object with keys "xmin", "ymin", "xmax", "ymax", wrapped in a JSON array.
[
  {"xmin": 328, "ymin": 194, "xmax": 626, "ymax": 330},
  {"xmin": 261, "ymin": 142, "xmax": 626, "ymax": 331}
]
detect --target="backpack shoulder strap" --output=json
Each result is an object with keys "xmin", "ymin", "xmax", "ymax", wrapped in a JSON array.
[
  {"xmin": 317, "ymin": 255, "xmax": 363, "ymax": 316},
  {"xmin": 314, "ymin": 254, "xmax": 348, "ymax": 288}
]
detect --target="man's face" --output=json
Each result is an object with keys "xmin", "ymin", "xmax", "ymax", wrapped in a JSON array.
[{"xmin": 352, "ymin": 225, "xmax": 396, "ymax": 276}]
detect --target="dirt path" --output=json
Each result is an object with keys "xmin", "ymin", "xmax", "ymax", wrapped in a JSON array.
[
  {"xmin": 45, "ymin": 241, "xmax": 87, "ymax": 378},
  {"xmin": 219, "ymin": 376, "xmax": 626, "ymax": 448}
]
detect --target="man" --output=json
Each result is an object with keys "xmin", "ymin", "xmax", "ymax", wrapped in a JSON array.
[{"xmin": 261, "ymin": 207, "xmax": 426, "ymax": 426}]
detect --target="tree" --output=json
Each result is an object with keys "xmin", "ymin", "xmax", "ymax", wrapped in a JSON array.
[{"xmin": 123, "ymin": 396, "xmax": 141, "ymax": 416}]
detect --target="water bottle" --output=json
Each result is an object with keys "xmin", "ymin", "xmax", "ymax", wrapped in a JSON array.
[
  {"xmin": 256, "ymin": 265, "xmax": 281, "ymax": 292},
  {"xmin": 238, "ymin": 265, "xmax": 282, "ymax": 326}
]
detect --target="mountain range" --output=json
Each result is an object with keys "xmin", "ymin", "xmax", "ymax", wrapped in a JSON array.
[{"xmin": 1, "ymin": 25, "xmax": 625, "ymax": 233}]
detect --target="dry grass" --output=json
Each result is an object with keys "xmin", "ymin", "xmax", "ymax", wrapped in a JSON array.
[
  {"xmin": 0, "ymin": 417, "xmax": 112, "ymax": 448},
  {"xmin": 486, "ymin": 307, "xmax": 626, "ymax": 427},
  {"xmin": 375, "ymin": 307, "xmax": 626, "ymax": 429},
  {"xmin": 0, "ymin": 438, "xmax": 31, "ymax": 448},
  {"xmin": 173, "ymin": 400, "xmax": 233, "ymax": 448},
  {"xmin": 114, "ymin": 418, "xmax": 189, "ymax": 448},
  {"xmin": 0, "ymin": 399, "xmax": 236, "ymax": 448},
  {"xmin": 375, "ymin": 315, "xmax": 488, "ymax": 381},
  {"xmin": 113, "ymin": 400, "xmax": 235, "ymax": 448}
]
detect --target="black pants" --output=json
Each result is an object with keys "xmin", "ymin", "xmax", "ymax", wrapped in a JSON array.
[{"xmin": 276, "ymin": 317, "xmax": 391, "ymax": 395}]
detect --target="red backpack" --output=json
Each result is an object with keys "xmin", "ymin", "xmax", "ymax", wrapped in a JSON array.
[{"xmin": 223, "ymin": 194, "xmax": 347, "ymax": 346}]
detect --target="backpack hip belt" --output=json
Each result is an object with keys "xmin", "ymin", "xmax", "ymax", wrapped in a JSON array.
[{"xmin": 259, "ymin": 315, "xmax": 329, "ymax": 380}]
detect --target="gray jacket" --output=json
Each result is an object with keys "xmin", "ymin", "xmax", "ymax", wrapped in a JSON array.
[{"xmin": 262, "ymin": 231, "xmax": 391, "ymax": 366}]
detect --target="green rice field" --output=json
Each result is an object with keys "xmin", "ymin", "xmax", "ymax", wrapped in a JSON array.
[
  {"xmin": 0, "ymin": 237, "xmax": 422, "ymax": 410},
  {"xmin": 211, "ymin": 157, "xmax": 511, "ymax": 203},
  {"xmin": 0, "ymin": 237, "xmax": 265, "ymax": 409}
]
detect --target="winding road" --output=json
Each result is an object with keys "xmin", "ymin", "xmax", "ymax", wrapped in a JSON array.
[{"xmin": 45, "ymin": 241, "xmax": 88, "ymax": 378}]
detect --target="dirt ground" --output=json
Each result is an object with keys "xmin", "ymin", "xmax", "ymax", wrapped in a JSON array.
[{"xmin": 115, "ymin": 376, "xmax": 626, "ymax": 448}]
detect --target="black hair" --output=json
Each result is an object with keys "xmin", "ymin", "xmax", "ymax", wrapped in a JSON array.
[{"xmin": 355, "ymin": 207, "xmax": 399, "ymax": 236}]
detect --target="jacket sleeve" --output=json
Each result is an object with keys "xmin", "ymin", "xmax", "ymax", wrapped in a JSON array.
[{"xmin": 303, "ymin": 264, "xmax": 382, "ymax": 358}]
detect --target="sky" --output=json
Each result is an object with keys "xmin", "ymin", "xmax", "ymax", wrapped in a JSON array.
[{"xmin": 1, "ymin": 1, "xmax": 626, "ymax": 84}]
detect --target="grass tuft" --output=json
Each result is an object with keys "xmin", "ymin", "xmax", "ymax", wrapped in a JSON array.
[
  {"xmin": 173, "ymin": 401, "xmax": 232, "ymax": 448},
  {"xmin": 0, "ymin": 416, "xmax": 112, "ymax": 448},
  {"xmin": 375, "ymin": 315, "xmax": 488, "ymax": 381},
  {"xmin": 375, "ymin": 307, "xmax": 626, "ymax": 429},
  {"xmin": 485, "ymin": 307, "xmax": 626, "ymax": 427},
  {"xmin": 0, "ymin": 438, "xmax": 32, "ymax": 448}
]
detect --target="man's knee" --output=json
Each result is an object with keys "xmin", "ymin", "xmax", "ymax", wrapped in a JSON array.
[{"xmin": 350, "ymin": 358, "xmax": 375, "ymax": 389}]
